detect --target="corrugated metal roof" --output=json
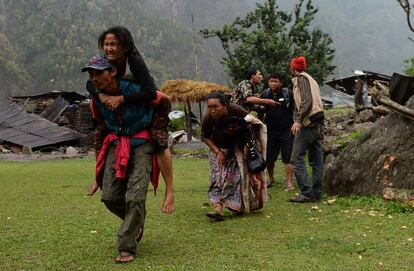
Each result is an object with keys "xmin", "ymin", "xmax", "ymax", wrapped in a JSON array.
[
  {"xmin": 10, "ymin": 91, "xmax": 88, "ymax": 102},
  {"xmin": 39, "ymin": 95, "xmax": 70, "ymax": 122},
  {"xmin": 324, "ymin": 70, "xmax": 391, "ymax": 95},
  {"xmin": 0, "ymin": 104, "xmax": 83, "ymax": 149}
]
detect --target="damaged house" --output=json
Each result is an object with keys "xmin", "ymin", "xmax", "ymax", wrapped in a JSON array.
[
  {"xmin": 323, "ymin": 70, "xmax": 391, "ymax": 108},
  {"xmin": 0, "ymin": 91, "xmax": 95, "ymax": 153},
  {"xmin": 324, "ymin": 70, "xmax": 414, "ymax": 108}
]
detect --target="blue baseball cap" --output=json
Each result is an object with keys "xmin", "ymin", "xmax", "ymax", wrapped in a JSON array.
[{"xmin": 81, "ymin": 55, "xmax": 113, "ymax": 72}]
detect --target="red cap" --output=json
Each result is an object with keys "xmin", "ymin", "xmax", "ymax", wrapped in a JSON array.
[{"xmin": 290, "ymin": 56, "xmax": 307, "ymax": 72}]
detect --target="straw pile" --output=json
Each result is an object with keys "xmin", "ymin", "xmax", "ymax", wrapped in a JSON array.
[{"xmin": 160, "ymin": 79, "xmax": 233, "ymax": 102}]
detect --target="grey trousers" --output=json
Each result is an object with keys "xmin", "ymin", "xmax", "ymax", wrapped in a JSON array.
[
  {"xmin": 101, "ymin": 142, "xmax": 153, "ymax": 255},
  {"xmin": 290, "ymin": 123, "xmax": 324, "ymax": 199}
]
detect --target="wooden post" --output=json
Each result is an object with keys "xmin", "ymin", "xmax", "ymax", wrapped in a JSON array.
[
  {"xmin": 199, "ymin": 101, "xmax": 203, "ymax": 124},
  {"xmin": 185, "ymin": 99, "xmax": 192, "ymax": 142},
  {"xmin": 192, "ymin": 14, "xmax": 203, "ymax": 124}
]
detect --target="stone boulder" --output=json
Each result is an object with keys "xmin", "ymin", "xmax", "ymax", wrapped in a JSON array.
[{"xmin": 324, "ymin": 96, "xmax": 414, "ymax": 196}]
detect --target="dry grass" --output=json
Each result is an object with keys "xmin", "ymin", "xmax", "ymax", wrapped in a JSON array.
[{"xmin": 160, "ymin": 79, "xmax": 233, "ymax": 102}]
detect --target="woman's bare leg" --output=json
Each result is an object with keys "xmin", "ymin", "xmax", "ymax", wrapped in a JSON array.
[
  {"xmin": 157, "ymin": 148, "xmax": 175, "ymax": 213},
  {"xmin": 285, "ymin": 163, "xmax": 295, "ymax": 190}
]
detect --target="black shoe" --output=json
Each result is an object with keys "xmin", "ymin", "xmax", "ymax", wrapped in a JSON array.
[
  {"xmin": 289, "ymin": 194, "xmax": 315, "ymax": 203},
  {"xmin": 206, "ymin": 212, "xmax": 225, "ymax": 221}
]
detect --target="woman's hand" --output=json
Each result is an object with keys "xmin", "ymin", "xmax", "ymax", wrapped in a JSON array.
[
  {"xmin": 203, "ymin": 138, "xmax": 226, "ymax": 166},
  {"xmin": 98, "ymin": 93, "xmax": 124, "ymax": 111},
  {"xmin": 216, "ymin": 150, "xmax": 226, "ymax": 166}
]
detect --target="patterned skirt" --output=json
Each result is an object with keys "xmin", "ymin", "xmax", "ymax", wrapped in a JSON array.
[{"xmin": 208, "ymin": 149, "xmax": 243, "ymax": 212}]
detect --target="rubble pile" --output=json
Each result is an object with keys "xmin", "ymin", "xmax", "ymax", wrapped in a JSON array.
[{"xmin": 323, "ymin": 108, "xmax": 380, "ymax": 161}]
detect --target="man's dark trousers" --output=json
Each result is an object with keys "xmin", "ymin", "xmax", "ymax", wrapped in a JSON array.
[
  {"xmin": 101, "ymin": 142, "xmax": 153, "ymax": 255},
  {"xmin": 290, "ymin": 123, "xmax": 323, "ymax": 199}
]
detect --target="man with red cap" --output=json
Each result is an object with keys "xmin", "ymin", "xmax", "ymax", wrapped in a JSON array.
[{"xmin": 289, "ymin": 56, "xmax": 324, "ymax": 203}]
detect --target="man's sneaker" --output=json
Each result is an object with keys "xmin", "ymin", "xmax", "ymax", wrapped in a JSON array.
[{"xmin": 289, "ymin": 194, "xmax": 315, "ymax": 203}]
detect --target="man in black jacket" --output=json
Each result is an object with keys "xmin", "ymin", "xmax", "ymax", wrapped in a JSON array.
[{"xmin": 261, "ymin": 72, "xmax": 295, "ymax": 190}]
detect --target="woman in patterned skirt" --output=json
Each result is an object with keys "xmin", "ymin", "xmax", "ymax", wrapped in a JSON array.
[{"xmin": 201, "ymin": 92, "xmax": 269, "ymax": 221}]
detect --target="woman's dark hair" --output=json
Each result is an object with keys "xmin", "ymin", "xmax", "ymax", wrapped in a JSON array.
[
  {"xmin": 207, "ymin": 91, "xmax": 230, "ymax": 106},
  {"xmin": 98, "ymin": 26, "xmax": 135, "ymax": 53}
]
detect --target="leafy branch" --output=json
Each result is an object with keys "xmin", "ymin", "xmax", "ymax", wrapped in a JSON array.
[{"xmin": 201, "ymin": 0, "xmax": 335, "ymax": 85}]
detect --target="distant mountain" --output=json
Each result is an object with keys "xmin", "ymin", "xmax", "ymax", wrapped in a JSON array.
[
  {"xmin": 0, "ymin": 0, "xmax": 253, "ymax": 97},
  {"xmin": 0, "ymin": 0, "xmax": 412, "ymax": 98},
  {"xmin": 272, "ymin": 0, "xmax": 413, "ymax": 78}
]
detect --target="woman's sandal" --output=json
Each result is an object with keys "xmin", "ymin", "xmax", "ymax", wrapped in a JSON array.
[{"xmin": 115, "ymin": 251, "xmax": 134, "ymax": 263}]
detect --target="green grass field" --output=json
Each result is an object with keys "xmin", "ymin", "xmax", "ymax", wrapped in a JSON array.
[{"xmin": 0, "ymin": 157, "xmax": 413, "ymax": 271}]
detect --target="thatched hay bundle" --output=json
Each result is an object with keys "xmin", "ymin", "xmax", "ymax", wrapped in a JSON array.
[{"xmin": 160, "ymin": 79, "xmax": 233, "ymax": 103}]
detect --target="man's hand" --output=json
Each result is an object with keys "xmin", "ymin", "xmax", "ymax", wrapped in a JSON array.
[
  {"xmin": 266, "ymin": 99, "xmax": 280, "ymax": 108},
  {"xmin": 98, "ymin": 93, "xmax": 124, "ymax": 111},
  {"xmin": 246, "ymin": 96, "xmax": 279, "ymax": 108},
  {"xmin": 291, "ymin": 121, "xmax": 302, "ymax": 136},
  {"xmin": 162, "ymin": 190, "xmax": 175, "ymax": 214},
  {"xmin": 86, "ymin": 179, "xmax": 99, "ymax": 196}
]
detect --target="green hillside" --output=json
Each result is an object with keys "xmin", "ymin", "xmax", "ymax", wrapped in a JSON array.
[{"xmin": 0, "ymin": 0, "xmax": 412, "ymax": 98}]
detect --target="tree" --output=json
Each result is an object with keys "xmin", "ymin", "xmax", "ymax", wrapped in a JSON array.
[
  {"xmin": 201, "ymin": 0, "xmax": 335, "ymax": 85},
  {"xmin": 404, "ymin": 58, "xmax": 414, "ymax": 76},
  {"xmin": 0, "ymin": 33, "xmax": 28, "ymax": 96},
  {"xmin": 398, "ymin": 0, "xmax": 414, "ymax": 35},
  {"xmin": 398, "ymin": 0, "xmax": 414, "ymax": 76},
  {"xmin": 0, "ymin": 0, "xmax": 195, "ymax": 94}
]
